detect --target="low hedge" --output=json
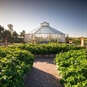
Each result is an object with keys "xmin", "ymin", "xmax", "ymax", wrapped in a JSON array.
[
  {"xmin": 13, "ymin": 43, "xmax": 84, "ymax": 54},
  {"xmin": 55, "ymin": 49, "xmax": 87, "ymax": 87},
  {"xmin": 0, "ymin": 47, "xmax": 34, "ymax": 87},
  {"xmin": 0, "ymin": 43, "xmax": 85, "ymax": 87}
]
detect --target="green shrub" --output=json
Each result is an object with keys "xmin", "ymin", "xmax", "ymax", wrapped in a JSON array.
[
  {"xmin": 0, "ymin": 43, "xmax": 85, "ymax": 87},
  {"xmin": 15, "ymin": 43, "xmax": 84, "ymax": 54},
  {"xmin": 0, "ymin": 47, "xmax": 34, "ymax": 87},
  {"xmin": 55, "ymin": 49, "xmax": 87, "ymax": 87}
]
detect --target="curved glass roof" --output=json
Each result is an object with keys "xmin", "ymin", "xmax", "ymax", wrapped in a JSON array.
[{"xmin": 28, "ymin": 22, "xmax": 65, "ymax": 35}]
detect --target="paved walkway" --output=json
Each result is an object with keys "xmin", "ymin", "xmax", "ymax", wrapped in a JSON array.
[{"xmin": 24, "ymin": 58, "xmax": 63, "ymax": 87}]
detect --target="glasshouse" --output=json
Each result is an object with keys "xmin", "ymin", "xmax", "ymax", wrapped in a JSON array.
[{"xmin": 24, "ymin": 22, "xmax": 65, "ymax": 43}]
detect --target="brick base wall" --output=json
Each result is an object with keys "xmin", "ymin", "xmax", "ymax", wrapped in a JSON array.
[{"xmin": 34, "ymin": 54, "xmax": 56, "ymax": 59}]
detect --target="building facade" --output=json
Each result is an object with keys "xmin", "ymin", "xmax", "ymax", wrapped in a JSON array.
[{"xmin": 24, "ymin": 22, "xmax": 65, "ymax": 43}]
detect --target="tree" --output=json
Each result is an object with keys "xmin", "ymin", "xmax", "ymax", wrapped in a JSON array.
[
  {"xmin": 20, "ymin": 30, "xmax": 25, "ymax": 42},
  {"xmin": 0, "ymin": 25, "xmax": 4, "ymax": 44},
  {"xmin": 2, "ymin": 30, "xmax": 12, "ymax": 43},
  {"xmin": 13, "ymin": 31, "xmax": 18, "ymax": 43},
  {"xmin": 0, "ymin": 25, "xmax": 4, "ymax": 40},
  {"xmin": 7, "ymin": 24, "xmax": 13, "ymax": 35},
  {"xmin": 0, "ymin": 25, "xmax": 4, "ymax": 33},
  {"xmin": 65, "ymin": 34, "xmax": 69, "ymax": 43},
  {"xmin": 20, "ymin": 30, "xmax": 25, "ymax": 38},
  {"xmin": 13, "ymin": 31, "xmax": 18, "ymax": 38}
]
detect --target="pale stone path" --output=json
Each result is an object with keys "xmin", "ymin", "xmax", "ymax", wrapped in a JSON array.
[{"xmin": 24, "ymin": 58, "xmax": 63, "ymax": 87}]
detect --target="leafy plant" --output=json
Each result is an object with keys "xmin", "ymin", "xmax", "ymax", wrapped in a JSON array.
[
  {"xmin": 55, "ymin": 49, "xmax": 87, "ymax": 87},
  {"xmin": 0, "ymin": 47, "xmax": 34, "ymax": 87},
  {"xmin": 13, "ymin": 43, "xmax": 84, "ymax": 54}
]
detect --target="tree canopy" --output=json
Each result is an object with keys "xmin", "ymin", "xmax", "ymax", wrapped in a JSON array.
[{"xmin": 0, "ymin": 25, "xmax": 24, "ymax": 44}]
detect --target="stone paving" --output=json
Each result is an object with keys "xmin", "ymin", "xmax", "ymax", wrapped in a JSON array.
[{"xmin": 24, "ymin": 58, "xmax": 63, "ymax": 87}]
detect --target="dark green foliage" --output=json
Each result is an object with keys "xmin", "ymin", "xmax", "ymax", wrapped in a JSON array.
[
  {"xmin": 0, "ymin": 47, "xmax": 34, "ymax": 87},
  {"xmin": 16, "ymin": 43, "xmax": 84, "ymax": 54},
  {"xmin": 55, "ymin": 49, "xmax": 87, "ymax": 87},
  {"xmin": 2, "ymin": 30, "xmax": 12, "ymax": 42},
  {"xmin": 0, "ymin": 43, "xmax": 85, "ymax": 87},
  {"xmin": 0, "ymin": 25, "xmax": 25, "ymax": 44}
]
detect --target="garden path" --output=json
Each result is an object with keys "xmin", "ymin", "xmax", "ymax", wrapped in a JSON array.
[{"xmin": 24, "ymin": 58, "xmax": 63, "ymax": 87}]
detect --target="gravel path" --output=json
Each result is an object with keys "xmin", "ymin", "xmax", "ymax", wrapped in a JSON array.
[{"xmin": 24, "ymin": 58, "xmax": 63, "ymax": 87}]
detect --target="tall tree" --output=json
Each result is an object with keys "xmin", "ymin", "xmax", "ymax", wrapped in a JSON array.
[
  {"xmin": 13, "ymin": 31, "xmax": 18, "ymax": 38},
  {"xmin": 13, "ymin": 31, "xmax": 18, "ymax": 43},
  {"xmin": 65, "ymin": 34, "xmax": 69, "ymax": 43},
  {"xmin": 2, "ymin": 30, "xmax": 12, "ymax": 42},
  {"xmin": 0, "ymin": 25, "xmax": 4, "ymax": 44},
  {"xmin": 7, "ymin": 24, "xmax": 13, "ymax": 35},
  {"xmin": 20, "ymin": 30, "xmax": 25, "ymax": 38},
  {"xmin": 0, "ymin": 25, "xmax": 4, "ymax": 40}
]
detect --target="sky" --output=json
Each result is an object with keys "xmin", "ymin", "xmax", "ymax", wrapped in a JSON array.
[{"xmin": 0, "ymin": 0, "xmax": 87, "ymax": 37}]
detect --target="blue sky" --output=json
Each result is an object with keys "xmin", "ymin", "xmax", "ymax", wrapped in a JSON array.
[{"xmin": 0, "ymin": 0, "xmax": 87, "ymax": 37}]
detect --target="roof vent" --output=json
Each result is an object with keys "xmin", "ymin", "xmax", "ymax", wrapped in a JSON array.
[{"xmin": 40, "ymin": 22, "xmax": 49, "ymax": 27}]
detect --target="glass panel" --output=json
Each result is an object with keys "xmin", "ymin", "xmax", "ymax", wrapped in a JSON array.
[{"xmin": 36, "ymin": 26, "xmax": 54, "ymax": 34}]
